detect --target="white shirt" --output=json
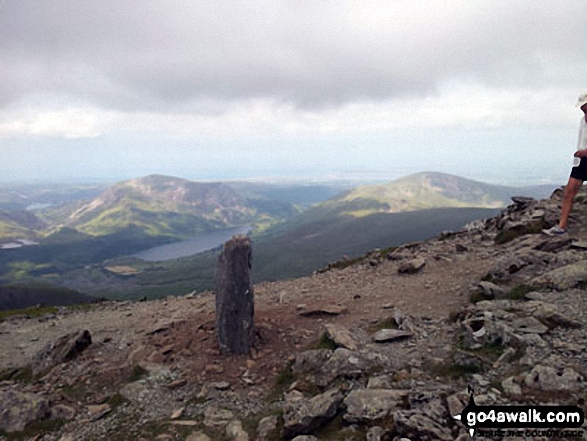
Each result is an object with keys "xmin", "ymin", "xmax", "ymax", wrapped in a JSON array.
[{"xmin": 574, "ymin": 117, "xmax": 587, "ymax": 167}]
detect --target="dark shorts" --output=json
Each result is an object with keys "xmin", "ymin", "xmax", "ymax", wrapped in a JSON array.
[{"xmin": 571, "ymin": 157, "xmax": 587, "ymax": 181}]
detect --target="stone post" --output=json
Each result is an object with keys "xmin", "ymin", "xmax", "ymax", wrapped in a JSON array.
[{"xmin": 215, "ymin": 235, "xmax": 254, "ymax": 354}]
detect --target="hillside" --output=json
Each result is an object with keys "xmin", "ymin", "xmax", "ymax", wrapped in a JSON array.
[
  {"xmin": 0, "ymin": 283, "xmax": 96, "ymax": 312},
  {"xmin": 285, "ymin": 172, "xmax": 554, "ymax": 225},
  {"xmin": 64, "ymin": 175, "xmax": 256, "ymax": 237},
  {"xmin": 0, "ymin": 186, "xmax": 585, "ymax": 440}
]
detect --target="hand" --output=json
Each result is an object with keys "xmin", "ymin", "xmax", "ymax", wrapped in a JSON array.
[{"xmin": 574, "ymin": 150, "xmax": 587, "ymax": 158}]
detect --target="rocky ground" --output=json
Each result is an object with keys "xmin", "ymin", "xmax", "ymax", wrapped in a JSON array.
[{"xmin": 1, "ymin": 188, "xmax": 587, "ymax": 441}]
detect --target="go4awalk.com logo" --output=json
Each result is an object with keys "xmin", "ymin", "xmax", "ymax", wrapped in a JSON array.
[{"xmin": 453, "ymin": 387, "xmax": 585, "ymax": 438}]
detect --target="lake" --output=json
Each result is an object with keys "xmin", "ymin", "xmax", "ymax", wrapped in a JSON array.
[{"xmin": 133, "ymin": 226, "xmax": 252, "ymax": 262}]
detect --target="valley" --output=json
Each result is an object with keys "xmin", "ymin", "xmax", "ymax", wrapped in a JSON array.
[{"xmin": 0, "ymin": 172, "xmax": 557, "ymax": 306}]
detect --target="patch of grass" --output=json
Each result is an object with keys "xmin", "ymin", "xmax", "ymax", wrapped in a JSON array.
[
  {"xmin": 60, "ymin": 383, "xmax": 89, "ymax": 403},
  {"xmin": 128, "ymin": 364, "xmax": 148, "ymax": 382},
  {"xmin": 429, "ymin": 362, "xmax": 481, "ymax": 379},
  {"xmin": 480, "ymin": 274, "xmax": 509, "ymax": 285},
  {"xmin": 448, "ymin": 310, "xmax": 461, "ymax": 323},
  {"xmin": 469, "ymin": 291, "xmax": 486, "ymax": 304},
  {"xmin": 503, "ymin": 284, "xmax": 535, "ymax": 300},
  {"xmin": 494, "ymin": 220, "xmax": 545, "ymax": 245},
  {"xmin": 311, "ymin": 333, "xmax": 338, "ymax": 350},
  {"xmin": 0, "ymin": 418, "xmax": 65, "ymax": 440},
  {"xmin": 268, "ymin": 362, "xmax": 295, "ymax": 402},
  {"xmin": 107, "ymin": 392, "xmax": 129, "ymax": 410},
  {"xmin": 0, "ymin": 305, "xmax": 58, "ymax": 321},
  {"xmin": 470, "ymin": 342, "xmax": 506, "ymax": 361},
  {"xmin": 275, "ymin": 363, "xmax": 294, "ymax": 388},
  {"xmin": 0, "ymin": 366, "xmax": 34, "ymax": 383},
  {"xmin": 314, "ymin": 413, "xmax": 365, "ymax": 440}
]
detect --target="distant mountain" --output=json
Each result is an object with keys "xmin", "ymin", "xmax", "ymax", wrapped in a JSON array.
[
  {"xmin": 63, "ymin": 175, "xmax": 274, "ymax": 237},
  {"xmin": 0, "ymin": 211, "xmax": 45, "ymax": 241},
  {"xmin": 0, "ymin": 283, "xmax": 96, "ymax": 311},
  {"xmin": 279, "ymin": 172, "xmax": 555, "ymax": 228}
]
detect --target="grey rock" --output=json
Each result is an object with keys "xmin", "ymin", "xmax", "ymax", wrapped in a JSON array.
[
  {"xmin": 211, "ymin": 381, "xmax": 230, "ymax": 391},
  {"xmin": 256, "ymin": 415, "xmax": 279, "ymax": 441},
  {"xmin": 398, "ymin": 257, "xmax": 426, "ymax": 274},
  {"xmin": 367, "ymin": 375, "xmax": 393, "ymax": 389},
  {"xmin": 203, "ymin": 407, "xmax": 235, "ymax": 428},
  {"xmin": 366, "ymin": 426, "xmax": 390, "ymax": 441},
  {"xmin": 523, "ymin": 365, "xmax": 584, "ymax": 392},
  {"xmin": 226, "ymin": 419, "xmax": 249, "ymax": 441},
  {"xmin": 282, "ymin": 388, "xmax": 343, "ymax": 438},
  {"xmin": 50, "ymin": 404, "xmax": 76, "ymax": 421},
  {"xmin": 477, "ymin": 281, "xmax": 506, "ymax": 300},
  {"xmin": 0, "ymin": 388, "xmax": 50, "ymax": 433},
  {"xmin": 215, "ymin": 235, "xmax": 254, "ymax": 354},
  {"xmin": 511, "ymin": 196, "xmax": 535, "ymax": 206},
  {"xmin": 501, "ymin": 377, "xmax": 522, "ymax": 397},
  {"xmin": 186, "ymin": 432, "xmax": 212, "ymax": 441},
  {"xmin": 299, "ymin": 305, "xmax": 347, "ymax": 317},
  {"xmin": 534, "ymin": 237, "xmax": 573, "ymax": 253},
  {"xmin": 393, "ymin": 410, "xmax": 453, "ymax": 441},
  {"xmin": 532, "ymin": 261, "xmax": 587, "ymax": 290},
  {"xmin": 32, "ymin": 329, "xmax": 92, "ymax": 374},
  {"xmin": 324, "ymin": 323, "xmax": 358, "ymax": 350},
  {"xmin": 533, "ymin": 303, "xmax": 582, "ymax": 329},
  {"xmin": 571, "ymin": 240, "xmax": 587, "ymax": 250},
  {"xmin": 510, "ymin": 316, "xmax": 548, "ymax": 334},
  {"xmin": 372, "ymin": 329, "xmax": 413, "ymax": 343},
  {"xmin": 343, "ymin": 388, "xmax": 408, "ymax": 424},
  {"xmin": 291, "ymin": 436, "xmax": 319, "ymax": 441},
  {"xmin": 292, "ymin": 349, "xmax": 332, "ymax": 378},
  {"xmin": 87, "ymin": 404, "xmax": 111, "ymax": 422},
  {"xmin": 453, "ymin": 350, "xmax": 483, "ymax": 371}
]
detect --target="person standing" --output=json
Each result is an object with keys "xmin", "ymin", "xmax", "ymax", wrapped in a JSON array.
[{"xmin": 543, "ymin": 93, "xmax": 587, "ymax": 236}]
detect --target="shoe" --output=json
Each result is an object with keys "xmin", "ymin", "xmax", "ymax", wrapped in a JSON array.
[{"xmin": 542, "ymin": 225, "xmax": 567, "ymax": 236}]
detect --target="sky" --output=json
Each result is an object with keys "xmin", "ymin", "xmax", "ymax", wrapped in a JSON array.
[{"xmin": 1, "ymin": 0, "xmax": 586, "ymax": 186}]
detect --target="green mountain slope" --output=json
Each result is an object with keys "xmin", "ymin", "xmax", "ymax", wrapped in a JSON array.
[
  {"xmin": 63, "ymin": 175, "xmax": 264, "ymax": 237},
  {"xmin": 0, "ymin": 211, "xmax": 45, "ymax": 241},
  {"xmin": 266, "ymin": 172, "xmax": 550, "ymax": 234}
]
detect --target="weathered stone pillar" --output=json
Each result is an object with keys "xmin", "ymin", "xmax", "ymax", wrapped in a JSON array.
[{"xmin": 215, "ymin": 235, "xmax": 254, "ymax": 354}]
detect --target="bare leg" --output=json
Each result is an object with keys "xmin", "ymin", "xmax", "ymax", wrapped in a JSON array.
[{"xmin": 559, "ymin": 177, "xmax": 583, "ymax": 229}]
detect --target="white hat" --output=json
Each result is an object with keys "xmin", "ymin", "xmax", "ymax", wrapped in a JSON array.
[{"xmin": 576, "ymin": 93, "xmax": 587, "ymax": 108}]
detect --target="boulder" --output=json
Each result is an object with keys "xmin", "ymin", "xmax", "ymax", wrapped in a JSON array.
[
  {"xmin": 203, "ymin": 407, "xmax": 235, "ymax": 428},
  {"xmin": 292, "ymin": 349, "xmax": 332, "ymax": 378},
  {"xmin": 186, "ymin": 432, "xmax": 211, "ymax": 441},
  {"xmin": 324, "ymin": 324, "xmax": 358, "ymax": 350},
  {"xmin": 372, "ymin": 329, "xmax": 413, "ymax": 343},
  {"xmin": 226, "ymin": 419, "xmax": 249, "ymax": 441},
  {"xmin": 343, "ymin": 389, "xmax": 408, "ymax": 424},
  {"xmin": 477, "ymin": 281, "xmax": 506, "ymax": 300},
  {"xmin": 32, "ymin": 329, "xmax": 92, "ymax": 374},
  {"xmin": 0, "ymin": 387, "xmax": 50, "ymax": 433},
  {"xmin": 256, "ymin": 415, "xmax": 280, "ymax": 441},
  {"xmin": 523, "ymin": 365, "xmax": 584, "ymax": 392},
  {"xmin": 393, "ymin": 398, "xmax": 454, "ymax": 441},
  {"xmin": 282, "ymin": 388, "xmax": 343, "ymax": 438},
  {"xmin": 510, "ymin": 316, "xmax": 548, "ymax": 334},
  {"xmin": 531, "ymin": 261, "xmax": 587, "ymax": 290},
  {"xmin": 398, "ymin": 258, "xmax": 426, "ymax": 274}
]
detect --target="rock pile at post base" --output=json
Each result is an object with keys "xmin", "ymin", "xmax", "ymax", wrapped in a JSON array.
[{"xmin": 215, "ymin": 235, "xmax": 254, "ymax": 355}]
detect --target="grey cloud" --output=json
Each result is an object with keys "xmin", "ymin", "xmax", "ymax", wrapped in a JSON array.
[{"xmin": 1, "ymin": 0, "xmax": 586, "ymax": 111}]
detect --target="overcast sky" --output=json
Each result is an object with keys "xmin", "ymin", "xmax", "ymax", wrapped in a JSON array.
[{"xmin": 1, "ymin": 0, "xmax": 586, "ymax": 185}]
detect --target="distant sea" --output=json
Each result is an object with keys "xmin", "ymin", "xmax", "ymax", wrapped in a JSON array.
[{"xmin": 133, "ymin": 226, "xmax": 251, "ymax": 262}]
